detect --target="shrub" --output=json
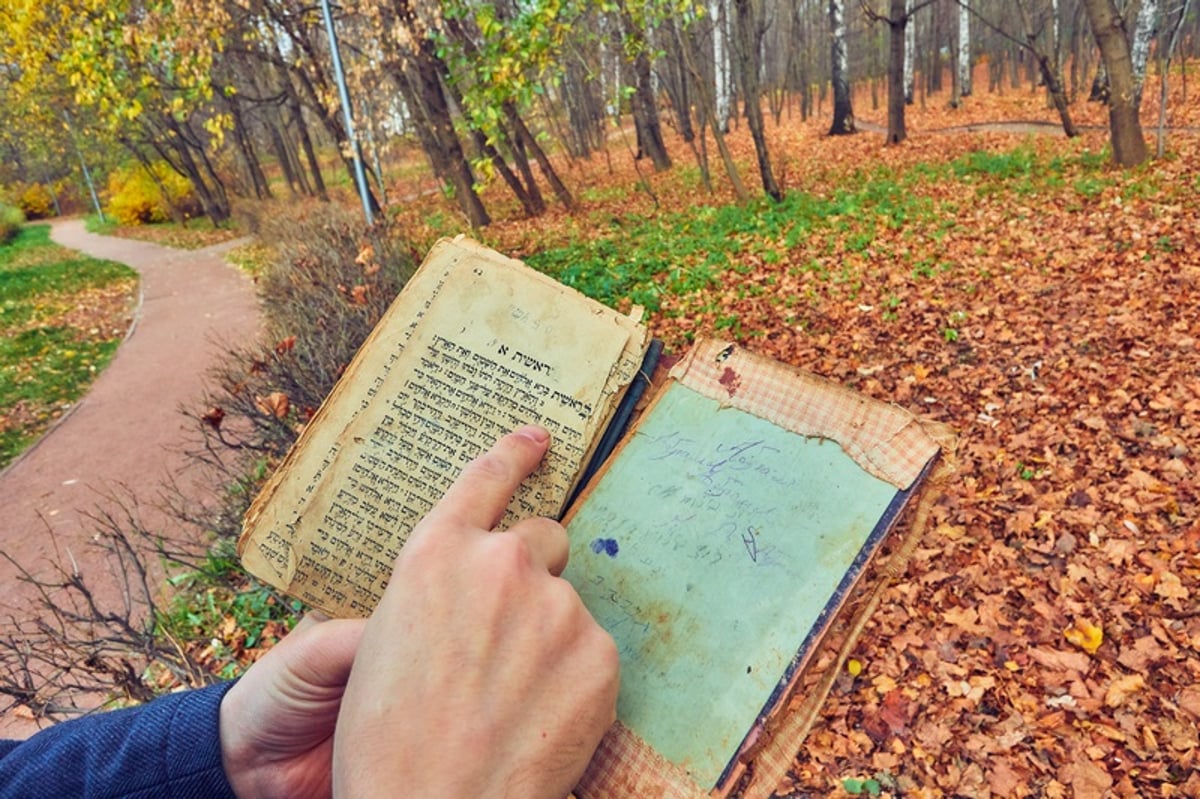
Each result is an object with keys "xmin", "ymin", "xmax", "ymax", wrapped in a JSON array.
[
  {"xmin": 0, "ymin": 204, "xmax": 24, "ymax": 245},
  {"xmin": 105, "ymin": 162, "xmax": 200, "ymax": 225},
  {"xmin": 201, "ymin": 201, "xmax": 417, "ymax": 487},
  {"xmin": 15, "ymin": 183, "xmax": 55, "ymax": 220}
]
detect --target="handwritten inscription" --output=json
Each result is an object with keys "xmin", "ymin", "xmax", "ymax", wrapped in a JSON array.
[{"xmin": 563, "ymin": 383, "xmax": 902, "ymax": 788}]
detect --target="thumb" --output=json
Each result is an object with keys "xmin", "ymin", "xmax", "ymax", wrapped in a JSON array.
[{"xmin": 270, "ymin": 618, "xmax": 367, "ymax": 692}]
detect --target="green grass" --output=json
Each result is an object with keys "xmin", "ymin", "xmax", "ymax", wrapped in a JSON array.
[
  {"xmin": 158, "ymin": 545, "xmax": 302, "ymax": 680},
  {"xmin": 0, "ymin": 224, "xmax": 137, "ymax": 467},
  {"xmin": 84, "ymin": 213, "xmax": 119, "ymax": 235},
  {"xmin": 522, "ymin": 143, "xmax": 1163, "ymax": 316},
  {"xmin": 224, "ymin": 240, "xmax": 275, "ymax": 276},
  {"xmin": 86, "ymin": 213, "xmax": 240, "ymax": 250}
]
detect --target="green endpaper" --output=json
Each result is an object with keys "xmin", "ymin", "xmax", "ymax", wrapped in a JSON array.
[{"xmin": 564, "ymin": 383, "xmax": 899, "ymax": 788}]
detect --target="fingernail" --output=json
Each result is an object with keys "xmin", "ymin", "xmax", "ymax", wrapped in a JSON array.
[{"xmin": 516, "ymin": 425, "xmax": 550, "ymax": 445}]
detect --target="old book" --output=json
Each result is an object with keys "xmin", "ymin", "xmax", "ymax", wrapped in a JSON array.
[
  {"xmin": 238, "ymin": 236, "xmax": 944, "ymax": 797},
  {"xmin": 239, "ymin": 236, "xmax": 650, "ymax": 615}
]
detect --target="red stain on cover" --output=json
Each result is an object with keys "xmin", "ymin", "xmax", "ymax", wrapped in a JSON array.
[{"xmin": 719, "ymin": 367, "xmax": 740, "ymax": 397}]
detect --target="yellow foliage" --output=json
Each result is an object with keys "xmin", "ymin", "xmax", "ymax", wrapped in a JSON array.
[
  {"xmin": 12, "ymin": 182, "xmax": 55, "ymax": 219},
  {"xmin": 105, "ymin": 162, "xmax": 199, "ymax": 225}
]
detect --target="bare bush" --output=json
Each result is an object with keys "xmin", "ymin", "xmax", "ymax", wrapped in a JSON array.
[
  {"xmin": 198, "ymin": 203, "xmax": 417, "ymax": 461},
  {"xmin": 0, "ymin": 504, "xmax": 213, "ymax": 724},
  {"xmin": 1, "ymin": 203, "xmax": 418, "ymax": 723}
]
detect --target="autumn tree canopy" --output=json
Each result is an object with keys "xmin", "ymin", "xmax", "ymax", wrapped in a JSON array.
[{"xmin": 2, "ymin": 0, "xmax": 1197, "ymax": 223}]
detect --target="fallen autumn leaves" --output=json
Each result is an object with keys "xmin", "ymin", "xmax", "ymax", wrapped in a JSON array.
[{"xmin": 462, "ymin": 106, "xmax": 1198, "ymax": 795}]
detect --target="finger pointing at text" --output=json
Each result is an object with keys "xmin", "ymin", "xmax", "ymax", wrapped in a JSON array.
[{"xmin": 333, "ymin": 426, "xmax": 619, "ymax": 799}]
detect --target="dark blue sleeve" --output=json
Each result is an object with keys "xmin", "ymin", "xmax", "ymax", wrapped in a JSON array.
[{"xmin": 0, "ymin": 682, "xmax": 239, "ymax": 799}]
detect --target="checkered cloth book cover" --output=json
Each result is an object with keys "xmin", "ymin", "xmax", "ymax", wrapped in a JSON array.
[{"xmin": 573, "ymin": 340, "xmax": 941, "ymax": 798}]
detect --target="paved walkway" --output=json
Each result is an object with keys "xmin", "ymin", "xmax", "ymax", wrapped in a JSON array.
[{"xmin": 0, "ymin": 220, "xmax": 260, "ymax": 730}]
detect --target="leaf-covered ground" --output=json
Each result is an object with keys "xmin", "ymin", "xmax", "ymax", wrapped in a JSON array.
[{"xmin": 389, "ymin": 80, "xmax": 1199, "ymax": 797}]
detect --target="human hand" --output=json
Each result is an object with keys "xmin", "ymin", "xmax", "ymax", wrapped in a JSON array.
[
  {"xmin": 219, "ymin": 613, "xmax": 366, "ymax": 799},
  {"xmin": 333, "ymin": 425, "xmax": 620, "ymax": 799}
]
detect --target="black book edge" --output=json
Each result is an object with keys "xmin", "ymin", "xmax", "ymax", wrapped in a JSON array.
[{"xmin": 563, "ymin": 338, "xmax": 665, "ymax": 514}]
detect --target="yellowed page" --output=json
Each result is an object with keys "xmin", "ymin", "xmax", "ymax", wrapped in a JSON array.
[{"xmin": 241, "ymin": 237, "xmax": 647, "ymax": 617}]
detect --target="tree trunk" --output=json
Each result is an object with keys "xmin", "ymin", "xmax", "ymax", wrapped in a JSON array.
[
  {"xmin": 1130, "ymin": 0, "xmax": 1159, "ymax": 106},
  {"xmin": 660, "ymin": 16, "xmax": 696, "ymax": 143},
  {"xmin": 267, "ymin": 119, "xmax": 301, "ymax": 197},
  {"xmin": 1083, "ymin": 0, "xmax": 1150, "ymax": 166},
  {"xmin": 829, "ymin": 0, "xmax": 856, "ymax": 134},
  {"xmin": 734, "ymin": 0, "xmax": 782, "ymax": 200},
  {"xmin": 929, "ymin": 1, "xmax": 944, "ymax": 93},
  {"xmin": 504, "ymin": 103, "xmax": 576, "ymax": 210},
  {"xmin": 1155, "ymin": 0, "xmax": 1192, "ymax": 156},
  {"xmin": 563, "ymin": 58, "xmax": 605, "ymax": 157},
  {"xmin": 710, "ymin": 0, "xmax": 733, "ymax": 132},
  {"xmin": 620, "ymin": 3, "xmax": 672, "ymax": 171},
  {"xmin": 283, "ymin": 74, "xmax": 328, "ymax": 201},
  {"xmin": 432, "ymin": 44, "xmax": 543, "ymax": 216},
  {"xmin": 1090, "ymin": 60, "xmax": 1110, "ymax": 101},
  {"xmin": 887, "ymin": 0, "xmax": 909, "ymax": 144},
  {"xmin": 958, "ymin": 0, "xmax": 972, "ymax": 96},
  {"xmin": 228, "ymin": 99, "xmax": 272, "ymax": 200},
  {"xmin": 1015, "ymin": 0, "xmax": 1079, "ymax": 137},
  {"xmin": 904, "ymin": 0, "xmax": 915, "ymax": 103},
  {"xmin": 410, "ymin": 43, "xmax": 490, "ymax": 226},
  {"xmin": 680, "ymin": 17, "xmax": 749, "ymax": 201}
]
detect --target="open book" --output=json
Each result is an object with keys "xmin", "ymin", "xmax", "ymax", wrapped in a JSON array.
[{"xmin": 239, "ymin": 236, "xmax": 943, "ymax": 797}]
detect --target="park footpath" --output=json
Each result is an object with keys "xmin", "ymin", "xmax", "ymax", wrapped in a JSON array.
[{"xmin": 0, "ymin": 219, "xmax": 260, "ymax": 736}]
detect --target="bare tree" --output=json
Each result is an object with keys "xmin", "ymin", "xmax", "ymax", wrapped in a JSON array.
[
  {"xmin": 1155, "ymin": 0, "xmax": 1194, "ymax": 155},
  {"xmin": 1, "ymin": 508, "xmax": 219, "ymax": 722},
  {"xmin": 865, "ymin": 0, "xmax": 935, "ymax": 144},
  {"xmin": 958, "ymin": 0, "xmax": 1079, "ymax": 137},
  {"xmin": 734, "ymin": 0, "xmax": 783, "ymax": 199}
]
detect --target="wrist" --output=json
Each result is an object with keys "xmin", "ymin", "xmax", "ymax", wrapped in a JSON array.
[{"xmin": 218, "ymin": 681, "xmax": 261, "ymax": 799}]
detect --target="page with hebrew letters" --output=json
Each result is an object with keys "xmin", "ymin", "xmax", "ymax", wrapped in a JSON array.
[{"xmin": 240, "ymin": 237, "xmax": 647, "ymax": 617}]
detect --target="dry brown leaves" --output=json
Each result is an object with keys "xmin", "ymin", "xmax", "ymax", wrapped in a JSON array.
[{"xmin": 388, "ymin": 77, "xmax": 1200, "ymax": 796}]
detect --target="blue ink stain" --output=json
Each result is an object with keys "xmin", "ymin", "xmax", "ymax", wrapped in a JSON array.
[{"xmin": 590, "ymin": 537, "xmax": 619, "ymax": 558}]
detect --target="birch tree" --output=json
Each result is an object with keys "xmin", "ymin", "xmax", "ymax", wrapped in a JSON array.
[
  {"xmin": 829, "ymin": 0, "xmax": 856, "ymax": 133},
  {"xmin": 958, "ymin": 0, "xmax": 972, "ymax": 96},
  {"xmin": 710, "ymin": 0, "xmax": 734, "ymax": 130},
  {"xmin": 1130, "ymin": 0, "xmax": 1160, "ymax": 106},
  {"xmin": 904, "ymin": 0, "xmax": 915, "ymax": 102}
]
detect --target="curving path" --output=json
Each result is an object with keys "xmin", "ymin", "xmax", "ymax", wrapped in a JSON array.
[{"xmin": 0, "ymin": 220, "xmax": 260, "ymax": 709}]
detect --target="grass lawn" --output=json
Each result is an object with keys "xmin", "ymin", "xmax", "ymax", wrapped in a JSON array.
[
  {"xmin": 85, "ymin": 214, "xmax": 241, "ymax": 250},
  {"xmin": 0, "ymin": 224, "xmax": 138, "ymax": 467}
]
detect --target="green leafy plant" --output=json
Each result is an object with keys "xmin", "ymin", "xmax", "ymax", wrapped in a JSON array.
[
  {"xmin": 842, "ymin": 776, "xmax": 882, "ymax": 796},
  {"xmin": 0, "ymin": 204, "xmax": 24, "ymax": 244}
]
